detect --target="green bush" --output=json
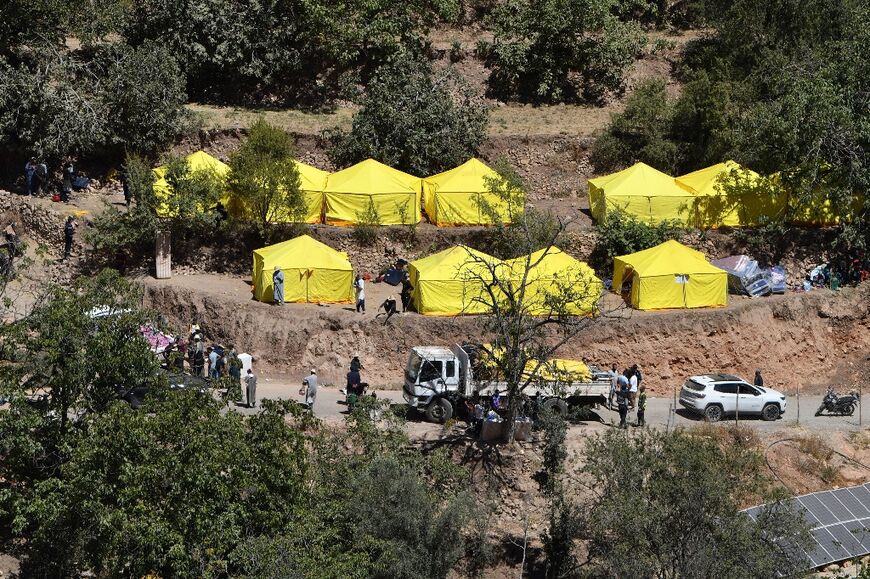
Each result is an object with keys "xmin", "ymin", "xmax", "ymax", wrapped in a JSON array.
[
  {"xmin": 325, "ymin": 54, "xmax": 488, "ymax": 176},
  {"xmin": 483, "ymin": 0, "xmax": 646, "ymax": 103},
  {"xmin": 590, "ymin": 210, "xmax": 683, "ymax": 272},
  {"xmin": 353, "ymin": 198, "xmax": 381, "ymax": 246}
]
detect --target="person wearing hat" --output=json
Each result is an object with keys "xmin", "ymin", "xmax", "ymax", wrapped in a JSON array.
[
  {"xmin": 376, "ymin": 294, "xmax": 398, "ymax": 325},
  {"xmin": 245, "ymin": 368, "xmax": 258, "ymax": 408},
  {"xmin": 300, "ymin": 369, "xmax": 318, "ymax": 410}
]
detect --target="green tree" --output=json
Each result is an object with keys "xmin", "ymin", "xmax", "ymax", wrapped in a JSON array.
[
  {"xmin": 577, "ymin": 428, "xmax": 813, "ymax": 578},
  {"xmin": 228, "ymin": 118, "xmax": 304, "ymax": 226},
  {"xmin": 325, "ymin": 55, "xmax": 488, "ymax": 175},
  {"xmin": 12, "ymin": 394, "xmax": 308, "ymax": 577},
  {"xmin": 589, "ymin": 209, "xmax": 683, "ymax": 272},
  {"xmin": 482, "ymin": 0, "xmax": 646, "ymax": 102}
]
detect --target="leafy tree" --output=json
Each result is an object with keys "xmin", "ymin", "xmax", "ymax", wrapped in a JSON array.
[
  {"xmin": 589, "ymin": 209, "xmax": 683, "ymax": 272},
  {"xmin": 577, "ymin": 428, "xmax": 813, "ymax": 578},
  {"xmin": 227, "ymin": 118, "xmax": 304, "ymax": 226},
  {"xmin": 100, "ymin": 41, "xmax": 190, "ymax": 156},
  {"xmin": 462, "ymin": 162, "xmax": 620, "ymax": 441},
  {"xmin": 12, "ymin": 394, "xmax": 308, "ymax": 577},
  {"xmin": 325, "ymin": 55, "xmax": 488, "ymax": 175},
  {"xmin": 482, "ymin": 0, "xmax": 646, "ymax": 103}
]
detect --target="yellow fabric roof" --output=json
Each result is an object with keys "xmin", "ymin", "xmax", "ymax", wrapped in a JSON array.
[
  {"xmin": 252, "ymin": 235, "xmax": 353, "ymax": 303},
  {"xmin": 408, "ymin": 245, "xmax": 505, "ymax": 315},
  {"xmin": 323, "ymin": 159, "xmax": 422, "ymax": 225},
  {"xmin": 296, "ymin": 160, "xmax": 329, "ymax": 192},
  {"xmin": 267, "ymin": 160, "xmax": 329, "ymax": 224},
  {"xmin": 152, "ymin": 151, "xmax": 231, "ymax": 218},
  {"xmin": 612, "ymin": 240, "xmax": 727, "ymax": 310},
  {"xmin": 675, "ymin": 160, "xmax": 760, "ymax": 197},
  {"xmin": 587, "ymin": 162, "xmax": 695, "ymax": 224},
  {"xmin": 422, "ymin": 158, "xmax": 523, "ymax": 226},
  {"xmin": 506, "ymin": 248, "xmax": 601, "ymax": 315}
]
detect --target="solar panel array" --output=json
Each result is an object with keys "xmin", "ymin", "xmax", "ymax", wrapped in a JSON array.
[{"xmin": 744, "ymin": 483, "xmax": 870, "ymax": 569}]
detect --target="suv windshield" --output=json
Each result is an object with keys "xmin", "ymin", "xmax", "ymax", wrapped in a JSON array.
[
  {"xmin": 684, "ymin": 379, "xmax": 706, "ymax": 391},
  {"xmin": 405, "ymin": 351, "xmax": 423, "ymax": 383}
]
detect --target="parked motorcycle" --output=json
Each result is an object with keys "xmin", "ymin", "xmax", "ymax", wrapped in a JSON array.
[{"xmin": 815, "ymin": 387, "xmax": 859, "ymax": 416}]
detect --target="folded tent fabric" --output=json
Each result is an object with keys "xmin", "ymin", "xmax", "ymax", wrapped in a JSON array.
[
  {"xmin": 422, "ymin": 158, "xmax": 523, "ymax": 226},
  {"xmin": 612, "ymin": 239, "xmax": 727, "ymax": 310},
  {"xmin": 323, "ymin": 159, "xmax": 421, "ymax": 225},
  {"xmin": 252, "ymin": 235, "xmax": 354, "ymax": 303},
  {"xmin": 408, "ymin": 245, "xmax": 505, "ymax": 315},
  {"xmin": 588, "ymin": 162, "xmax": 696, "ymax": 225},
  {"xmin": 152, "ymin": 151, "xmax": 231, "ymax": 218},
  {"xmin": 506, "ymin": 248, "xmax": 601, "ymax": 315},
  {"xmin": 675, "ymin": 161, "xmax": 785, "ymax": 228}
]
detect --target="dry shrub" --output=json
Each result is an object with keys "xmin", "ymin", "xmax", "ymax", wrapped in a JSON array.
[
  {"xmin": 691, "ymin": 423, "xmax": 761, "ymax": 450},
  {"xmin": 797, "ymin": 434, "xmax": 834, "ymax": 462}
]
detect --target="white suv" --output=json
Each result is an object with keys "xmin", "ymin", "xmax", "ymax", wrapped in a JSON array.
[{"xmin": 679, "ymin": 374, "xmax": 786, "ymax": 422}]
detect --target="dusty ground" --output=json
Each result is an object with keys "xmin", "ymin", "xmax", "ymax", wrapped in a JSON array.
[{"xmin": 139, "ymin": 271, "xmax": 870, "ymax": 397}]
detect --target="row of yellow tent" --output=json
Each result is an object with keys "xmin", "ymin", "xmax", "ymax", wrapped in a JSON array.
[
  {"xmin": 250, "ymin": 236, "xmax": 601, "ymax": 316},
  {"xmin": 589, "ymin": 161, "xmax": 852, "ymax": 227},
  {"xmin": 154, "ymin": 152, "xmax": 522, "ymax": 227}
]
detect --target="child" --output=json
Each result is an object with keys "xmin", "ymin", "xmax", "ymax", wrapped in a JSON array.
[{"xmin": 636, "ymin": 385, "xmax": 647, "ymax": 427}]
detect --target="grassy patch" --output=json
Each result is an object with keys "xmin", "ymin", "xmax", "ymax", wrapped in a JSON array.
[{"xmin": 187, "ymin": 103, "xmax": 354, "ymax": 134}]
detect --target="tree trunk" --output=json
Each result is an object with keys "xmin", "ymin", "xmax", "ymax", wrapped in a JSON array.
[
  {"xmin": 155, "ymin": 230, "xmax": 171, "ymax": 279},
  {"xmin": 502, "ymin": 388, "xmax": 521, "ymax": 443}
]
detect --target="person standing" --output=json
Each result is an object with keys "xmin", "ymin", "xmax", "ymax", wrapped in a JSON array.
[
  {"xmin": 400, "ymin": 273, "xmax": 413, "ymax": 312},
  {"xmin": 628, "ymin": 370, "xmax": 639, "ymax": 409},
  {"xmin": 244, "ymin": 369, "xmax": 257, "ymax": 408},
  {"xmin": 174, "ymin": 336, "xmax": 187, "ymax": 371},
  {"xmin": 754, "ymin": 369, "xmax": 764, "ymax": 388},
  {"xmin": 208, "ymin": 347, "xmax": 219, "ymax": 379},
  {"xmin": 61, "ymin": 161, "xmax": 74, "ymax": 203},
  {"xmin": 300, "ymin": 369, "xmax": 318, "ymax": 410},
  {"xmin": 63, "ymin": 216, "xmax": 76, "ymax": 260},
  {"xmin": 273, "ymin": 267, "xmax": 285, "ymax": 305},
  {"xmin": 616, "ymin": 383, "xmax": 629, "ymax": 429},
  {"xmin": 35, "ymin": 160, "xmax": 48, "ymax": 195},
  {"xmin": 354, "ymin": 274, "xmax": 365, "ymax": 313},
  {"xmin": 636, "ymin": 385, "xmax": 647, "ymax": 427},
  {"xmin": 608, "ymin": 363, "xmax": 619, "ymax": 409},
  {"xmin": 228, "ymin": 345, "xmax": 242, "ymax": 390},
  {"xmin": 192, "ymin": 336, "xmax": 205, "ymax": 377},
  {"xmin": 24, "ymin": 158, "xmax": 37, "ymax": 196},
  {"xmin": 120, "ymin": 165, "xmax": 132, "ymax": 208}
]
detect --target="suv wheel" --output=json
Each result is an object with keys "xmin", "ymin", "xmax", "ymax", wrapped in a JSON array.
[
  {"xmin": 704, "ymin": 404, "xmax": 723, "ymax": 422},
  {"xmin": 761, "ymin": 403, "xmax": 780, "ymax": 421}
]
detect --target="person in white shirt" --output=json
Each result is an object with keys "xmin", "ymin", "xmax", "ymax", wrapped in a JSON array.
[
  {"xmin": 355, "ymin": 275, "xmax": 365, "ymax": 313},
  {"xmin": 629, "ymin": 372, "xmax": 639, "ymax": 409}
]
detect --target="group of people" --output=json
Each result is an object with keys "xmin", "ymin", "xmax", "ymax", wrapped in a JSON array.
[
  {"xmin": 24, "ymin": 158, "xmax": 78, "ymax": 203},
  {"xmin": 163, "ymin": 326, "xmax": 258, "ymax": 407},
  {"xmin": 609, "ymin": 364, "xmax": 646, "ymax": 429}
]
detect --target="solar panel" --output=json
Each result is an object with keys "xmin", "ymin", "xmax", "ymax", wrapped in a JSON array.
[{"xmin": 744, "ymin": 484, "xmax": 870, "ymax": 571}]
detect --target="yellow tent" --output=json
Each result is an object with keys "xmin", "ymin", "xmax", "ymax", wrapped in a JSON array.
[
  {"xmin": 152, "ymin": 151, "xmax": 230, "ymax": 218},
  {"xmin": 323, "ymin": 159, "xmax": 421, "ymax": 226},
  {"xmin": 536, "ymin": 359, "xmax": 593, "ymax": 383},
  {"xmin": 422, "ymin": 158, "xmax": 523, "ymax": 226},
  {"xmin": 588, "ymin": 162, "xmax": 695, "ymax": 225},
  {"xmin": 264, "ymin": 161, "xmax": 329, "ymax": 224},
  {"xmin": 252, "ymin": 235, "xmax": 354, "ymax": 304},
  {"xmin": 675, "ymin": 161, "xmax": 786, "ymax": 228},
  {"xmin": 612, "ymin": 240, "xmax": 727, "ymax": 310},
  {"xmin": 409, "ymin": 245, "xmax": 505, "ymax": 315},
  {"xmin": 506, "ymin": 248, "xmax": 601, "ymax": 315}
]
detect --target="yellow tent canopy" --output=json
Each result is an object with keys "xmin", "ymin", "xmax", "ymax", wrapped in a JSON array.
[
  {"xmin": 675, "ymin": 161, "xmax": 786, "ymax": 228},
  {"xmin": 252, "ymin": 235, "xmax": 354, "ymax": 304},
  {"xmin": 588, "ymin": 162, "xmax": 695, "ymax": 225},
  {"xmin": 323, "ymin": 159, "xmax": 421, "ymax": 226},
  {"xmin": 506, "ymin": 248, "xmax": 601, "ymax": 315},
  {"xmin": 612, "ymin": 240, "xmax": 727, "ymax": 310},
  {"xmin": 409, "ymin": 245, "xmax": 505, "ymax": 315},
  {"xmin": 152, "ymin": 151, "xmax": 230, "ymax": 218},
  {"xmin": 535, "ymin": 358, "xmax": 593, "ymax": 383},
  {"xmin": 422, "ymin": 158, "xmax": 523, "ymax": 226},
  {"xmin": 263, "ymin": 161, "xmax": 329, "ymax": 224}
]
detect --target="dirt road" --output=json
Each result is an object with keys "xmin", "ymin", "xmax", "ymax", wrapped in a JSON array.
[{"xmin": 234, "ymin": 379, "xmax": 867, "ymax": 436}]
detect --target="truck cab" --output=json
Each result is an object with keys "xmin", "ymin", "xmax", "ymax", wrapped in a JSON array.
[{"xmin": 403, "ymin": 346, "xmax": 469, "ymax": 422}]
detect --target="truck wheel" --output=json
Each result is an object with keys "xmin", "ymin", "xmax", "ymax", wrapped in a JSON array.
[
  {"xmin": 541, "ymin": 398, "xmax": 569, "ymax": 417},
  {"xmin": 425, "ymin": 398, "xmax": 453, "ymax": 424},
  {"xmin": 704, "ymin": 404, "xmax": 723, "ymax": 423},
  {"xmin": 761, "ymin": 403, "xmax": 780, "ymax": 421}
]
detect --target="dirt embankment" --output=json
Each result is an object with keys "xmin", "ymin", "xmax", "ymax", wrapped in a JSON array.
[{"xmin": 141, "ymin": 274, "xmax": 870, "ymax": 395}]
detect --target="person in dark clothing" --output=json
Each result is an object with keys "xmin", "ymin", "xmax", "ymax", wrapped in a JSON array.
[
  {"xmin": 376, "ymin": 295, "xmax": 398, "ymax": 325},
  {"xmin": 24, "ymin": 158, "xmax": 37, "ymax": 196},
  {"xmin": 63, "ymin": 216, "xmax": 75, "ymax": 259},
  {"xmin": 350, "ymin": 356, "xmax": 362, "ymax": 373},
  {"xmin": 35, "ymin": 161, "xmax": 48, "ymax": 195},
  {"xmin": 616, "ymin": 383, "xmax": 629, "ymax": 429},
  {"xmin": 754, "ymin": 369, "xmax": 763, "ymax": 388},
  {"xmin": 61, "ymin": 161, "xmax": 74, "ymax": 202},
  {"xmin": 400, "ymin": 274, "xmax": 413, "ymax": 312},
  {"xmin": 636, "ymin": 385, "xmax": 647, "ymax": 427},
  {"xmin": 120, "ymin": 166, "xmax": 132, "ymax": 208}
]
